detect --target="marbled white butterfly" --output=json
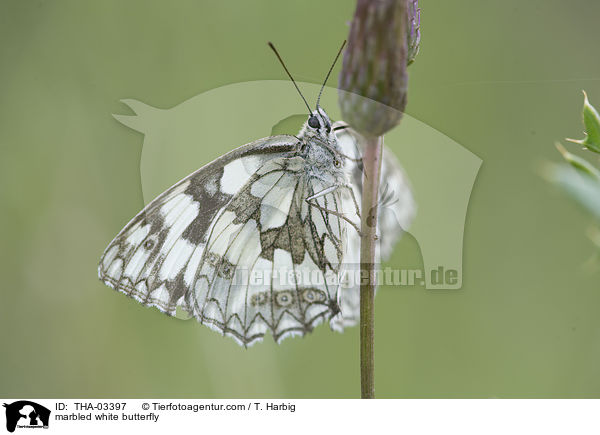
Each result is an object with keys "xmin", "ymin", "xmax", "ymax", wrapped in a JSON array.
[{"xmin": 98, "ymin": 42, "xmax": 415, "ymax": 346}]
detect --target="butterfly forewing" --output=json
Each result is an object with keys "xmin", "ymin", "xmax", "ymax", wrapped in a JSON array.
[
  {"xmin": 99, "ymin": 135, "xmax": 348, "ymax": 346},
  {"xmin": 98, "ymin": 136, "xmax": 296, "ymax": 317}
]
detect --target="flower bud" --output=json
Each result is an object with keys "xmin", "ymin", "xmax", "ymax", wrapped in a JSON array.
[{"xmin": 338, "ymin": 0, "xmax": 410, "ymax": 137}]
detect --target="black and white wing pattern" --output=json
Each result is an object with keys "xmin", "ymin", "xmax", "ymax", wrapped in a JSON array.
[
  {"xmin": 331, "ymin": 122, "xmax": 416, "ymax": 331},
  {"xmin": 99, "ymin": 135, "xmax": 347, "ymax": 346}
]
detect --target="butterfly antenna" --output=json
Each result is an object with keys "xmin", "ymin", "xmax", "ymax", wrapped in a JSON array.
[
  {"xmin": 268, "ymin": 42, "xmax": 312, "ymax": 115},
  {"xmin": 316, "ymin": 40, "xmax": 347, "ymax": 109}
]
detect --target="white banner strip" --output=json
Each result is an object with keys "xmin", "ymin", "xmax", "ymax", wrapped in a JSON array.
[{"xmin": 1, "ymin": 399, "xmax": 598, "ymax": 435}]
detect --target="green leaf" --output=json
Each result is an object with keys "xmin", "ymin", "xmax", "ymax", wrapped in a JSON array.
[
  {"xmin": 555, "ymin": 143, "xmax": 600, "ymax": 180},
  {"xmin": 567, "ymin": 91, "xmax": 600, "ymax": 153},
  {"xmin": 546, "ymin": 163, "xmax": 600, "ymax": 220}
]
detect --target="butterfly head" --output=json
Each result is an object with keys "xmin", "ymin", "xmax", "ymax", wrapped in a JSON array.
[
  {"xmin": 301, "ymin": 106, "xmax": 336, "ymax": 142},
  {"xmin": 298, "ymin": 106, "xmax": 346, "ymax": 173},
  {"xmin": 308, "ymin": 106, "xmax": 332, "ymax": 134}
]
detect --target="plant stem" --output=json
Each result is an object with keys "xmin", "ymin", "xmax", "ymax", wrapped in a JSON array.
[{"xmin": 360, "ymin": 134, "xmax": 384, "ymax": 399}]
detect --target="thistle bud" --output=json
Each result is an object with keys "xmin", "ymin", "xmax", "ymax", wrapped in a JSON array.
[{"xmin": 338, "ymin": 0, "xmax": 410, "ymax": 137}]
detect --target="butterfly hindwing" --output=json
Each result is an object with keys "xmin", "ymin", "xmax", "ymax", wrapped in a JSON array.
[{"xmin": 331, "ymin": 122, "xmax": 416, "ymax": 330}]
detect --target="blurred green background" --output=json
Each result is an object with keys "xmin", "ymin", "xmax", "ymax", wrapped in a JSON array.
[{"xmin": 2, "ymin": 0, "xmax": 600, "ymax": 398}]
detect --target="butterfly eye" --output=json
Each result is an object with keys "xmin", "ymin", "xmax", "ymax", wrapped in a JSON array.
[{"xmin": 308, "ymin": 116, "xmax": 320, "ymax": 129}]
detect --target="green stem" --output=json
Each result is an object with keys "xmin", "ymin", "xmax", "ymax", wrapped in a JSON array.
[{"xmin": 360, "ymin": 134, "xmax": 384, "ymax": 399}]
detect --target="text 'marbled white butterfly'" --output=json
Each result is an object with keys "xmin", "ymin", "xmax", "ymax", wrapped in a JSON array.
[{"xmin": 98, "ymin": 41, "xmax": 415, "ymax": 347}]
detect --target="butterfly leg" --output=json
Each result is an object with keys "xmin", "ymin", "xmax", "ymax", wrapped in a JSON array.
[
  {"xmin": 307, "ymin": 183, "xmax": 361, "ymax": 219},
  {"xmin": 305, "ymin": 185, "xmax": 338, "ymax": 201},
  {"xmin": 339, "ymin": 184, "xmax": 379, "ymax": 240},
  {"xmin": 305, "ymin": 195, "xmax": 362, "ymax": 236},
  {"xmin": 306, "ymin": 184, "xmax": 381, "ymax": 240},
  {"xmin": 340, "ymin": 183, "xmax": 361, "ymax": 219}
]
